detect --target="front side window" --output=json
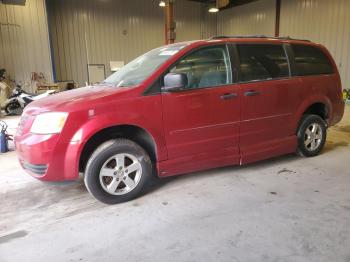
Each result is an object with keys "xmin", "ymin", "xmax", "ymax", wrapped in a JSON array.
[
  {"xmin": 169, "ymin": 45, "xmax": 232, "ymax": 89},
  {"xmin": 237, "ymin": 44, "xmax": 289, "ymax": 82},
  {"xmin": 104, "ymin": 43, "xmax": 188, "ymax": 87},
  {"xmin": 292, "ymin": 44, "xmax": 334, "ymax": 76}
]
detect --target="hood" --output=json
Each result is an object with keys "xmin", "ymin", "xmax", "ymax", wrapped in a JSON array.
[{"xmin": 25, "ymin": 85, "xmax": 130, "ymax": 114}]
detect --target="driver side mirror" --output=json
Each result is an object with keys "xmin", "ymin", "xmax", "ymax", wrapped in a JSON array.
[{"xmin": 162, "ymin": 73, "xmax": 188, "ymax": 92}]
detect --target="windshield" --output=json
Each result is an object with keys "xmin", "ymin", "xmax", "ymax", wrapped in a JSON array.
[{"xmin": 104, "ymin": 43, "xmax": 188, "ymax": 87}]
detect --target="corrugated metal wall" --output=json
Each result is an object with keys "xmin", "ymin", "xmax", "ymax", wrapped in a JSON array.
[
  {"xmin": 200, "ymin": 4, "xmax": 218, "ymax": 39},
  {"xmin": 280, "ymin": 0, "xmax": 350, "ymax": 88},
  {"xmin": 3, "ymin": 0, "xmax": 349, "ymax": 88},
  {"xmin": 0, "ymin": 0, "xmax": 52, "ymax": 86},
  {"xmin": 47, "ymin": 0, "xmax": 164, "ymax": 85},
  {"xmin": 175, "ymin": 0, "xmax": 201, "ymax": 42},
  {"xmin": 48, "ymin": 0, "xmax": 204, "ymax": 85},
  {"xmin": 217, "ymin": 0, "xmax": 276, "ymax": 36}
]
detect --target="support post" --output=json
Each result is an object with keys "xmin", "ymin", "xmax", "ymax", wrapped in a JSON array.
[
  {"xmin": 165, "ymin": 0, "xmax": 175, "ymax": 44},
  {"xmin": 275, "ymin": 0, "xmax": 281, "ymax": 37}
]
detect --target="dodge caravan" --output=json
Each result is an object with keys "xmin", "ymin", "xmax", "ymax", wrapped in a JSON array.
[{"xmin": 15, "ymin": 36, "xmax": 345, "ymax": 204}]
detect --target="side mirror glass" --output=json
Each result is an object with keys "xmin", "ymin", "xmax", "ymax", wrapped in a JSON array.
[{"xmin": 162, "ymin": 73, "xmax": 188, "ymax": 92}]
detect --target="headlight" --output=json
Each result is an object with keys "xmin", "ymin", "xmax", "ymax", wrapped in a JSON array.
[{"xmin": 30, "ymin": 112, "xmax": 68, "ymax": 134}]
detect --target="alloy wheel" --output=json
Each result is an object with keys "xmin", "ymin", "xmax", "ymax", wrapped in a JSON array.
[
  {"xmin": 99, "ymin": 153, "xmax": 142, "ymax": 195},
  {"xmin": 304, "ymin": 123, "xmax": 323, "ymax": 151}
]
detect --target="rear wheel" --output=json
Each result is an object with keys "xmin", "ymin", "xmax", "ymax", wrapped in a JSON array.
[
  {"xmin": 297, "ymin": 114, "xmax": 327, "ymax": 157},
  {"xmin": 84, "ymin": 139, "xmax": 152, "ymax": 204}
]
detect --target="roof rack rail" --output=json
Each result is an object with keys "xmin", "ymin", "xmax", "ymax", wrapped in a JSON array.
[{"xmin": 210, "ymin": 35, "xmax": 311, "ymax": 42}]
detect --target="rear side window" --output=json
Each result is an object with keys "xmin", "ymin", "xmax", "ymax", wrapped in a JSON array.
[
  {"xmin": 237, "ymin": 44, "xmax": 289, "ymax": 82},
  {"xmin": 292, "ymin": 44, "xmax": 334, "ymax": 76}
]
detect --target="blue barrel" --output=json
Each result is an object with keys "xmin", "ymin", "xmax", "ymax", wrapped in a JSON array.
[{"xmin": 0, "ymin": 130, "xmax": 8, "ymax": 153}]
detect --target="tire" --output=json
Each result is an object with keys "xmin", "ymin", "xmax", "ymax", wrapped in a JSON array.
[
  {"xmin": 296, "ymin": 114, "xmax": 327, "ymax": 157},
  {"xmin": 84, "ymin": 139, "xmax": 152, "ymax": 204},
  {"xmin": 5, "ymin": 101, "xmax": 22, "ymax": 115}
]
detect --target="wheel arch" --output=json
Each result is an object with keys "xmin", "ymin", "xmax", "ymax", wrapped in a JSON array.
[
  {"xmin": 79, "ymin": 124, "xmax": 158, "ymax": 173},
  {"xmin": 294, "ymin": 97, "xmax": 333, "ymax": 131},
  {"xmin": 302, "ymin": 102, "xmax": 329, "ymax": 121}
]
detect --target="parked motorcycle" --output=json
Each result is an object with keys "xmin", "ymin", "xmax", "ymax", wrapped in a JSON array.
[{"xmin": 4, "ymin": 85, "xmax": 57, "ymax": 115}]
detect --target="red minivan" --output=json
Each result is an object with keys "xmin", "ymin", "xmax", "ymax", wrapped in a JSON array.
[{"xmin": 15, "ymin": 36, "xmax": 344, "ymax": 204}]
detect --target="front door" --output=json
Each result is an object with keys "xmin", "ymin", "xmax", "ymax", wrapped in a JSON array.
[{"xmin": 160, "ymin": 45, "xmax": 241, "ymax": 175}]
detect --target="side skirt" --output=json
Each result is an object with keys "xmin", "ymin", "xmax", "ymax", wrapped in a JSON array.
[
  {"xmin": 240, "ymin": 135, "xmax": 298, "ymax": 165},
  {"xmin": 157, "ymin": 150, "xmax": 240, "ymax": 177}
]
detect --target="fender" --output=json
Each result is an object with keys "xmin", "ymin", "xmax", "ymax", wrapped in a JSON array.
[
  {"xmin": 77, "ymin": 120, "xmax": 164, "ymax": 157},
  {"xmin": 75, "ymin": 112, "xmax": 166, "ymax": 157},
  {"xmin": 293, "ymin": 95, "xmax": 332, "ymax": 130},
  {"xmin": 62, "ymin": 111, "xmax": 168, "ymax": 179}
]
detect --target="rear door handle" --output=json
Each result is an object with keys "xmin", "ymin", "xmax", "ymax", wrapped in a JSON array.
[
  {"xmin": 220, "ymin": 93, "xmax": 238, "ymax": 100},
  {"xmin": 244, "ymin": 90, "xmax": 261, "ymax": 97}
]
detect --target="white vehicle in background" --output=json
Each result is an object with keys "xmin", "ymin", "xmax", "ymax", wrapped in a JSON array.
[{"xmin": 4, "ymin": 85, "xmax": 57, "ymax": 115}]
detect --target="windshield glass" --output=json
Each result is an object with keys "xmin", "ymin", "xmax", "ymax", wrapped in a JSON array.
[{"xmin": 104, "ymin": 43, "xmax": 188, "ymax": 87}]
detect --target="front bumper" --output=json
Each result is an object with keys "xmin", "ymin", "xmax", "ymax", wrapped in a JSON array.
[{"xmin": 15, "ymin": 133, "xmax": 80, "ymax": 181}]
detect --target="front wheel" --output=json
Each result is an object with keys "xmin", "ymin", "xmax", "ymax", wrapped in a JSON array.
[
  {"xmin": 297, "ymin": 114, "xmax": 327, "ymax": 157},
  {"xmin": 5, "ymin": 101, "xmax": 22, "ymax": 115},
  {"xmin": 84, "ymin": 139, "xmax": 152, "ymax": 204}
]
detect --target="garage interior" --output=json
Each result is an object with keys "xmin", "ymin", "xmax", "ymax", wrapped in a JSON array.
[{"xmin": 1, "ymin": 0, "xmax": 350, "ymax": 261}]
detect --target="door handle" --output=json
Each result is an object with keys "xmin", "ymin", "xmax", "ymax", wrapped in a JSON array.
[
  {"xmin": 220, "ymin": 93, "xmax": 238, "ymax": 100},
  {"xmin": 244, "ymin": 90, "xmax": 261, "ymax": 97}
]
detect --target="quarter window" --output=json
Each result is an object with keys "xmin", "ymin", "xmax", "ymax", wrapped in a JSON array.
[
  {"xmin": 170, "ymin": 45, "xmax": 232, "ymax": 89},
  {"xmin": 292, "ymin": 44, "xmax": 334, "ymax": 76},
  {"xmin": 237, "ymin": 44, "xmax": 290, "ymax": 82}
]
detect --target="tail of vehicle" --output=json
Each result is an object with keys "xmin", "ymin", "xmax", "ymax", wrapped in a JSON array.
[{"xmin": 319, "ymin": 44, "xmax": 345, "ymax": 125}]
